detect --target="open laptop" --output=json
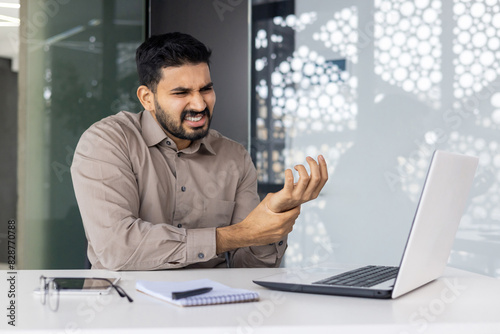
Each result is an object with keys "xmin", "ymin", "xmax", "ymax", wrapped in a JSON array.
[{"xmin": 253, "ymin": 150, "xmax": 479, "ymax": 299}]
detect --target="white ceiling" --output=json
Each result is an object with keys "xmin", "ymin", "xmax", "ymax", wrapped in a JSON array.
[{"xmin": 0, "ymin": 0, "xmax": 19, "ymax": 71}]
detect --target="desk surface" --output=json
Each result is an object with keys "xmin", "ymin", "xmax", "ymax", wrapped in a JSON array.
[{"xmin": 1, "ymin": 266, "xmax": 499, "ymax": 333}]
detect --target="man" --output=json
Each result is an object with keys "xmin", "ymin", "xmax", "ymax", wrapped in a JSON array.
[{"xmin": 71, "ymin": 32, "xmax": 328, "ymax": 270}]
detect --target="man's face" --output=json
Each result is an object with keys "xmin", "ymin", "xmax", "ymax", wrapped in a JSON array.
[{"xmin": 152, "ymin": 63, "xmax": 216, "ymax": 146}]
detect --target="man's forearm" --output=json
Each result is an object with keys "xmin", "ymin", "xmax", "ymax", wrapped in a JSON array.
[
  {"xmin": 216, "ymin": 195, "xmax": 300, "ymax": 254},
  {"xmin": 216, "ymin": 223, "xmax": 252, "ymax": 254}
]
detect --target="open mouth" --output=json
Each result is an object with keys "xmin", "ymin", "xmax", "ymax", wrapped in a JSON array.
[
  {"xmin": 185, "ymin": 114, "xmax": 204, "ymax": 122},
  {"xmin": 183, "ymin": 111, "xmax": 207, "ymax": 128}
]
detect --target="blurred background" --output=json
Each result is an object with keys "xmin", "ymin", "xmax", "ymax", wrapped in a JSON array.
[{"xmin": 0, "ymin": 0, "xmax": 499, "ymax": 278}]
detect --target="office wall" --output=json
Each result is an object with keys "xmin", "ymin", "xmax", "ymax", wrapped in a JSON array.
[
  {"xmin": 150, "ymin": 0, "xmax": 250, "ymax": 147},
  {"xmin": 0, "ymin": 57, "xmax": 17, "ymax": 265}
]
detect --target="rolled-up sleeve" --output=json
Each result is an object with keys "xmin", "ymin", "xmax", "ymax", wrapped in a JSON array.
[{"xmin": 71, "ymin": 122, "xmax": 217, "ymax": 270}]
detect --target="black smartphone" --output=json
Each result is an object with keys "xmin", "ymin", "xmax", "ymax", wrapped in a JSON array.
[{"xmin": 34, "ymin": 277, "xmax": 120, "ymax": 295}]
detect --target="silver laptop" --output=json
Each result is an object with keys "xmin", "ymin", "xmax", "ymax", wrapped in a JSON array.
[{"xmin": 253, "ymin": 150, "xmax": 479, "ymax": 299}]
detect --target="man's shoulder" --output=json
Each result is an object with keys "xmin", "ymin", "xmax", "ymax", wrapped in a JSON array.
[
  {"xmin": 83, "ymin": 111, "xmax": 144, "ymax": 140},
  {"xmin": 90, "ymin": 111, "xmax": 142, "ymax": 131},
  {"xmin": 205, "ymin": 129, "xmax": 248, "ymax": 154},
  {"xmin": 76, "ymin": 111, "xmax": 146, "ymax": 154}
]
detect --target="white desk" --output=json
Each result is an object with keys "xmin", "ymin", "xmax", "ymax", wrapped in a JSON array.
[{"xmin": 1, "ymin": 267, "xmax": 499, "ymax": 333}]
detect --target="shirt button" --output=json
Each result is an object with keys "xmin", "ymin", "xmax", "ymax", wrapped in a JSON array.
[
  {"xmin": 181, "ymin": 186, "xmax": 186, "ymax": 192},
  {"xmin": 177, "ymin": 152, "xmax": 181, "ymax": 157},
  {"xmin": 278, "ymin": 240, "xmax": 284, "ymax": 246},
  {"xmin": 198, "ymin": 253, "xmax": 205, "ymax": 259},
  {"xmin": 166, "ymin": 140, "xmax": 171, "ymax": 145},
  {"xmin": 177, "ymin": 224, "xmax": 182, "ymax": 228}
]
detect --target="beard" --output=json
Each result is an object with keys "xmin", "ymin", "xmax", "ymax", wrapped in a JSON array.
[{"xmin": 153, "ymin": 97, "xmax": 212, "ymax": 141}]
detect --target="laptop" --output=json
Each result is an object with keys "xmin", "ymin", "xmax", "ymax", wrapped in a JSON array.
[{"xmin": 253, "ymin": 150, "xmax": 479, "ymax": 299}]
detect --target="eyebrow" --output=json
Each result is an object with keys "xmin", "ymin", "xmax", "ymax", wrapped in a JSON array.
[{"xmin": 170, "ymin": 82, "xmax": 214, "ymax": 93}]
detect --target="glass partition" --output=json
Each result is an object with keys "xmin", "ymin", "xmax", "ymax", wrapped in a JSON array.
[
  {"xmin": 251, "ymin": 0, "xmax": 500, "ymax": 276},
  {"xmin": 18, "ymin": 0, "xmax": 145, "ymax": 269}
]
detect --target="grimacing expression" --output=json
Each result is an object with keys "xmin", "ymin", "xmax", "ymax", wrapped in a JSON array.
[
  {"xmin": 154, "ymin": 97, "xmax": 212, "ymax": 141},
  {"xmin": 151, "ymin": 63, "xmax": 216, "ymax": 144}
]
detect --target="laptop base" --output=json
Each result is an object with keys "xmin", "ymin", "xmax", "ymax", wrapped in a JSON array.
[{"xmin": 253, "ymin": 278, "xmax": 393, "ymax": 299}]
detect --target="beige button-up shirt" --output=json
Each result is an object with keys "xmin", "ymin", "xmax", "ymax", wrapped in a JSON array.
[{"xmin": 71, "ymin": 110, "xmax": 286, "ymax": 270}]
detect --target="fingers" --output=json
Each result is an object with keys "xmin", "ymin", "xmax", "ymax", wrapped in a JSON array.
[
  {"xmin": 301, "ymin": 156, "xmax": 321, "ymax": 199},
  {"xmin": 312, "ymin": 155, "xmax": 329, "ymax": 198},
  {"xmin": 267, "ymin": 155, "xmax": 328, "ymax": 214},
  {"xmin": 283, "ymin": 168, "xmax": 295, "ymax": 193},
  {"xmin": 293, "ymin": 164, "xmax": 310, "ymax": 195},
  {"xmin": 294, "ymin": 155, "xmax": 328, "ymax": 201}
]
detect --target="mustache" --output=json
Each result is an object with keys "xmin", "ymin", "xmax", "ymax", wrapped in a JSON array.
[{"xmin": 181, "ymin": 108, "xmax": 210, "ymax": 120}]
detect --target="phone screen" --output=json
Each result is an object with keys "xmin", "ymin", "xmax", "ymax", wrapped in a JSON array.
[
  {"xmin": 34, "ymin": 277, "xmax": 120, "ymax": 295},
  {"xmin": 53, "ymin": 278, "xmax": 114, "ymax": 290}
]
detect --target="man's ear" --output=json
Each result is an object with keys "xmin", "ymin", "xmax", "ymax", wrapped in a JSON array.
[{"xmin": 137, "ymin": 85, "xmax": 154, "ymax": 111}]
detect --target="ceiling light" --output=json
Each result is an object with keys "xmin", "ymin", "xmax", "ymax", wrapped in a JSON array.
[{"xmin": 0, "ymin": 3, "xmax": 20, "ymax": 9}]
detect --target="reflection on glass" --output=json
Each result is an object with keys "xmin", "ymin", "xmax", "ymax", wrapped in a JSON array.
[
  {"xmin": 252, "ymin": 0, "xmax": 500, "ymax": 276},
  {"xmin": 21, "ymin": 0, "xmax": 145, "ymax": 269}
]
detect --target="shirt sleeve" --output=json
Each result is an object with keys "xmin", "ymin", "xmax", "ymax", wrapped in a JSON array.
[
  {"xmin": 228, "ymin": 151, "xmax": 288, "ymax": 268},
  {"xmin": 71, "ymin": 121, "xmax": 217, "ymax": 270}
]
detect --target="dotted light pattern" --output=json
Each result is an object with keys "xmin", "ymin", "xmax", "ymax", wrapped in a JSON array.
[
  {"xmin": 491, "ymin": 92, "xmax": 500, "ymax": 129},
  {"xmin": 394, "ymin": 147, "xmax": 433, "ymax": 203},
  {"xmin": 374, "ymin": 0, "xmax": 443, "ymax": 109},
  {"xmin": 253, "ymin": 9, "xmax": 360, "ymax": 266},
  {"xmin": 313, "ymin": 7, "xmax": 359, "ymax": 63},
  {"xmin": 255, "ymin": 28, "xmax": 269, "ymax": 50},
  {"xmin": 284, "ymin": 142, "xmax": 353, "ymax": 182},
  {"xmin": 269, "ymin": 45, "xmax": 358, "ymax": 134},
  {"xmin": 255, "ymin": 10, "xmax": 358, "ymax": 266},
  {"xmin": 283, "ymin": 142, "xmax": 353, "ymax": 267},
  {"xmin": 453, "ymin": 0, "xmax": 500, "ymax": 130},
  {"xmin": 254, "ymin": 30, "xmax": 270, "ymax": 76},
  {"xmin": 252, "ymin": 1, "xmax": 500, "ymax": 273},
  {"xmin": 286, "ymin": 207, "xmax": 336, "ymax": 266},
  {"xmin": 396, "ymin": 130, "xmax": 500, "ymax": 226},
  {"xmin": 272, "ymin": 12, "xmax": 317, "ymax": 32},
  {"xmin": 447, "ymin": 133, "xmax": 500, "ymax": 230},
  {"xmin": 253, "ymin": 8, "xmax": 359, "ymax": 185}
]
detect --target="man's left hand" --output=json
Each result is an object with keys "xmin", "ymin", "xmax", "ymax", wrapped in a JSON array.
[{"xmin": 266, "ymin": 155, "xmax": 328, "ymax": 213}]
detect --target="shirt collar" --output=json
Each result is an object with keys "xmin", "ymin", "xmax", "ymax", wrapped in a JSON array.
[
  {"xmin": 183, "ymin": 134, "xmax": 216, "ymax": 155},
  {"xmin": 142, "ymin": 110, "xmax": 168, "ymax": 147},
  {"xmin": 141, "ymin": 110, "xmax": 216, "ymax": 155}
]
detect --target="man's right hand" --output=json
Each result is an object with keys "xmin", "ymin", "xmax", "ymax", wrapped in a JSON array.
[{"xmin": 215, "ymin": 195, "xmax": 300, "ymax": 254}]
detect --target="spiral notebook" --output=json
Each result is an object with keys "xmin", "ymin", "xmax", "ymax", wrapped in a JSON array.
[{"xmin": 136, "ymin": 278, "xmax": 260, "ymax": 307}]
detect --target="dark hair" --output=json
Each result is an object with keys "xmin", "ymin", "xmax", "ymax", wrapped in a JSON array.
[{"xmin": 136, "ymin": 32, "xmax": 212, "ymax": 92}]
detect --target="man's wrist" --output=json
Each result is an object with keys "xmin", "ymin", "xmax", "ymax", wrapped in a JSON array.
[{"xmin": 216, "ymin": 222, "xmax": 252, "ymax": 254}]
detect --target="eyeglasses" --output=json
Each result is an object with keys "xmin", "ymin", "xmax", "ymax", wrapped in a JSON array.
[
  {"xmin": 39, "ymin": 276, "xmax": 134, "ymax": 311},
  {"xmin": 39, "ymin": 276, "xmax": 60, "ymax": 311},
  {"xmin": 91, "ymin": 277, "xmax": 134, "ymax": 303}
]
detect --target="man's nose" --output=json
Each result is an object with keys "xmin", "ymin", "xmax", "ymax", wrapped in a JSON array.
[{"xmin": 189, "ymin": 92, "xmax": 207, "ymax": 111}]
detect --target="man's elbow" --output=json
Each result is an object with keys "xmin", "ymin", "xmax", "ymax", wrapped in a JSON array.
[{"xmin": 91, "ymin": 254, "xmax": 129, "ymax": 271}]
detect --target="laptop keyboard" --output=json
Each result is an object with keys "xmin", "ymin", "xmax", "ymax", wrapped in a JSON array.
[{"xmin": 313, "ymin": 265, "xmax": 399, "ymax": 287}]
